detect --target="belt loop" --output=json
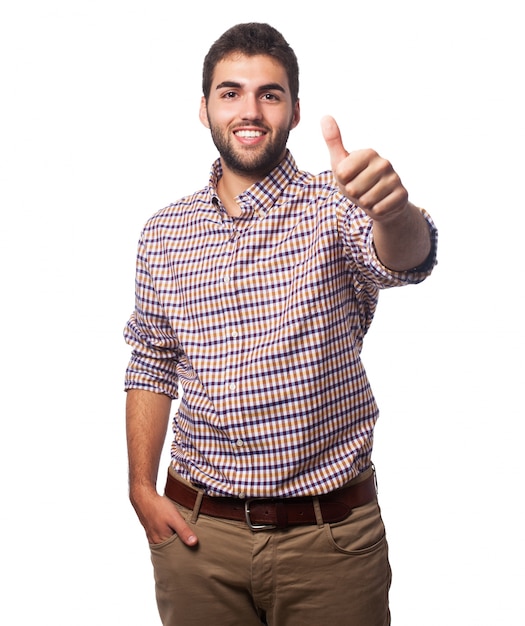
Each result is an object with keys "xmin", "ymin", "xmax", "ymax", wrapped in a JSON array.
[
  {"xmin": 372, "ymin": 463, "xmax": 379, "ymax": 494},
  {"xmin": 312, "ymin": 496, "xmax": 324, "ymax": 528},
  {"xmin": 190, "ymin": 489, "xmax": 205, "ymax": 524}
]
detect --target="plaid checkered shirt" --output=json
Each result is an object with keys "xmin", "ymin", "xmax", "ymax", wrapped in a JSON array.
[{"xmin": 124, "ymin": 151, "xmax": 437, "ymax": 498}]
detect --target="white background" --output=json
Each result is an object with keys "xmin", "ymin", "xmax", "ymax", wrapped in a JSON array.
[{"xmin": 1, "ymin": 0, "xmax": 523, "ymax": 623}]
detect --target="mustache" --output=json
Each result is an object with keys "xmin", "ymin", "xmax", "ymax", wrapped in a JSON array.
[{"xmin": 231, "ymin": 122, "xmax": 269, "ymax": 132}]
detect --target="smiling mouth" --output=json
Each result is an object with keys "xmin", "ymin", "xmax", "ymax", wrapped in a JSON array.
[{"xmin": 234, "ymin": 129, "xmax": 265, "ymax": 138}]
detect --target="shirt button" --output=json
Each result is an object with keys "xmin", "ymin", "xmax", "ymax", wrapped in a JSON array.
[
  {"xmin": 235, "ymin": 439, "xmax": 244, "ymax": 447},
  {"xmin": 231, "ymin": 330, "xmax": 239, "ymax": 338},
  {"xmin": 228, "ymin": 383, "xmax": 237, "ymax": 391},
  {"xmin": 238, "ymin": 492, "xmax": 246, "ymax": 499},
  {"xmin": 223, "ymin": 275, "xmax": 231, "ymax": 283}
]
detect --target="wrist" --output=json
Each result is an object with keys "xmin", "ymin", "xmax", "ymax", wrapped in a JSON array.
[{"xmin": 129, "ymin": 480, "xmax": 159, "ymax": 506}]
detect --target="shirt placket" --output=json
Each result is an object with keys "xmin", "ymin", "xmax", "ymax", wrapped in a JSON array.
[{"xmin": 217, "ymin": 217, "xmax": 250, "ymax": 487}]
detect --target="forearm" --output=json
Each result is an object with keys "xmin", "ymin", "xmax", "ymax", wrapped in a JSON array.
[
  {"xmin": 372, "ymin": 202, "xmax": 432, "ymax": 271},
  {"xmin": 125, "ymin": 389, "xmax": 198, "ymax": 546},
  {"xmin": 126, "ymin": 389, "xmax": 172, "ymax": 498}
]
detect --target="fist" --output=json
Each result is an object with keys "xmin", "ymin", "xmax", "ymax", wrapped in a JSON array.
[{"xmin": 321, "ymin": 115, "xmax": 409, "ymax": 221}]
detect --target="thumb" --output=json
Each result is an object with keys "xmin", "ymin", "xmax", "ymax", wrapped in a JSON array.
[{"xmin": 321, "ymin": 115, "xmax": 349, "ymax": 170}]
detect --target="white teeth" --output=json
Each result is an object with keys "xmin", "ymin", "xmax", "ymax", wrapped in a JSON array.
[{"xmin": 235, "ymin": 130, "xmax": 263, "ymax": 138}]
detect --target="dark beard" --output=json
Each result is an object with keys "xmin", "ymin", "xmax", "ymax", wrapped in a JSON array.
[{"xmin": 209, "ymin": 123, "xmax": 291, "ymax": 178}]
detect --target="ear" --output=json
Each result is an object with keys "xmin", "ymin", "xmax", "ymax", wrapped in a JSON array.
[
  {"xmin": 290, "ymin": 99, "xmax": 301, "ymax": 130},
  {"xmin": 199, "ymin": 96, "xmax": 210, "ymax": 128}
]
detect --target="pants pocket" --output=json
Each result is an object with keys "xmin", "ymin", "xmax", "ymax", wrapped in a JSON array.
[{"xmin": 323, "ymin": 499, "xmax": 387, "ymax": 555}]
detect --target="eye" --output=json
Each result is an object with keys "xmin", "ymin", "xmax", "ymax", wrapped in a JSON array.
[
  {"xmin": 222, "ymin": 91, "xmax": 238, "ymax": 99},
  {"xmin": 262, "ymin": 92, "xmax": 279, "ymax": 101}
]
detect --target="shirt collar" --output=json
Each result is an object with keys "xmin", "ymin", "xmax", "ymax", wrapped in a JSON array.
[{"xmin": 208, "ymin": 150, "xmax": 299, "ymax": 221}]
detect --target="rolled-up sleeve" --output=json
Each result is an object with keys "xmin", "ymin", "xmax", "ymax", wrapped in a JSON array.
[
  {"xmin": 123, "ymin": 236, "xmax": 180, "ymax": 399},
  {"xmin": 338, "ymin": 198, "xmax": 438, "ymax": 288}
]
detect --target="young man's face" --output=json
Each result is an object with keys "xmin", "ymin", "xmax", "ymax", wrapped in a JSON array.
[{"xmin": 200, "ymin": 53, "xmax": 300, "ymax": 178}]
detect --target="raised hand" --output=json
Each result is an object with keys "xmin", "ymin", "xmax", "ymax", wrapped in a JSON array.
[{"xmin": 321, "ymin": 115, "xmax": 409, "ymax": 223}]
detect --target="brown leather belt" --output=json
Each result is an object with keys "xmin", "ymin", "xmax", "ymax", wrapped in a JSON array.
[{"xmin": 164, "ymin": 470, "xmax": 377, "ymax": 530}]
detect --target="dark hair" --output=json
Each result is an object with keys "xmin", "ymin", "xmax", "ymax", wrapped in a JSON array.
[{"xmin": 202, "ymin": 23, "xmax": 299, "ymax": 104}]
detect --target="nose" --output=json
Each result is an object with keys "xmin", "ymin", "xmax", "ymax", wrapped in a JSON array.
[{"xmin": 241, "ymin": 93, "xmax": 263, "ymax": 121}]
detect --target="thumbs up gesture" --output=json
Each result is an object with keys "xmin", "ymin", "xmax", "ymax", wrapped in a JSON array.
[{"xmin": 321, "ymin": 115, "xmax": 409, "ymax": 222}]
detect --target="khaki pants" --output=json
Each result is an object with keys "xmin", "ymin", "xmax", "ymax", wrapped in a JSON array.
[{"xmin": 150, "ymin": 469, "xmax": 391, "ymax": 626}]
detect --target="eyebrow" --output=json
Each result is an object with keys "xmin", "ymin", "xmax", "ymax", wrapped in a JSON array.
[{"xmin": 215, "ymin": 81, "xmax": 286, "ymax": 93}]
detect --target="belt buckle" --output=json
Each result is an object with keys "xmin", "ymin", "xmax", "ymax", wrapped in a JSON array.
[{"xmin": 244, "ymin": 498, "xmax": 277, "ymax": 531}]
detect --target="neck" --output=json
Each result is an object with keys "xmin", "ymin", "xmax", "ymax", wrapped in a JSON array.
[{"xmin": 216, "ymin": 164, "xmax": 261, "ymax": 217}]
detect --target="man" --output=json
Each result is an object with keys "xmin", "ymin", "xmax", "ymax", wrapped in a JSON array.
[{"xmin": 124, "ymin": 22, "xmax": 437, "ymax": 626}]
